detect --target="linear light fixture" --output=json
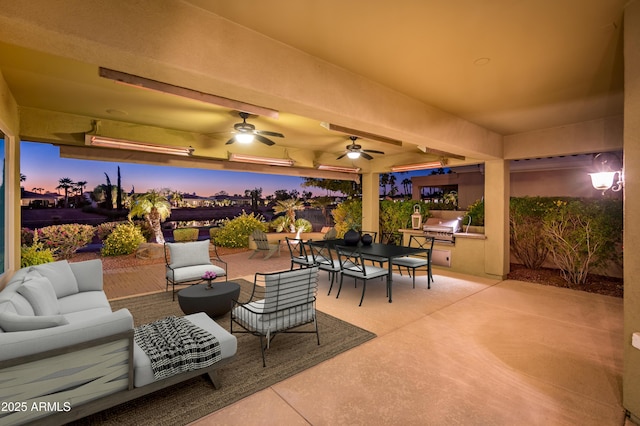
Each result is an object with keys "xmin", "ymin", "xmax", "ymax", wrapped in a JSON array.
[
  {"xmin": 99, "ymin": 67, "xmax": 279, "ymax": 119},
  {"xmin": 228, "ymin": 153, "xmax": 294, "ymax": 167},
  {"xmin": 390, "ymin": 160, "xmax": 446, "ymax": 172},
  {"xmin": 85, "ymin": 135, "xmax": 194, "ymax": 156},
  {"xmin": 317, "ymin": 164, "xmax": 361, "ymax": 173}
]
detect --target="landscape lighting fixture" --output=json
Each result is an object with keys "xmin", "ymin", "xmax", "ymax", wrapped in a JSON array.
[
  {"xmin": 228, "ymin": 153, "xmax": 294, "ymax": 167},
  {"xmin": 588, "ymin": 152, "xmax": 623, "ymax": 194},
  {"xmin": 390, "ymin": 160, "xmax": 445, "ymax": 172},
  {"xmin": 85, "ymin": 135, "xmax": 194, "ymax": 156},
  {"xmin": 317, "ymin": 164, "xmax": 361, "ymax": 173}
]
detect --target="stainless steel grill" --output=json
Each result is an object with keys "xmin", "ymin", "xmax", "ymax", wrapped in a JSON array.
[{"xmin": 423, "ymin": 218, "xmax": 460, "ymax": 243}]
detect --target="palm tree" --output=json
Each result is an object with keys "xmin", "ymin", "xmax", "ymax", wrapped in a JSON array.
[
  {"xmin": 273, "ymin": 198, "xmax": 305, "ymax": 232},
  {"xmin": 56, "ymin": 177, "xmax": 74, "ymax": 207},
  {"xmin": 128, "ymin": 190, "xmax": 172, "ymax": 243},
  {"xmin": 401, "ymin": 178, "xmax": 412, "ymax": 196}
]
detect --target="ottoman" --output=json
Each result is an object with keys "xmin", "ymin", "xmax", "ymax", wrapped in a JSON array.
[{"xmin": 177, "ymin": 281, "xmax": 241, "ymax": 318}]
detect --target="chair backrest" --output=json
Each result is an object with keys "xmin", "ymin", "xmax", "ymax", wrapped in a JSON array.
[
  {"xmin": 407, "ymin": 235, "xmax": 435, "ymax": 258},
  {"xmin": 251, "ymin": 229, "xmax": 271, "ymax": 250},
  {"xmin": 308, "ymin": 241, "xmax": 336, "ymax": 268},
  {"xmin": 257, "ymin": 266, "xmax": 319, "ymax": 313},
  {"xmin": 360, "ymin": 231, "xmax": 378, "ymax": 243},
  {"xmin": 381, "ymin": 231, "xmax": 401, "ymax": 245},
  {"xmin": 336, "ymin": 245, "xmax": 368, "ymax": 276},
  {"xmin": 285, "ymin": 237, "xmax": 309, "ymax": 260},
  {"xmin": 165, "ymin": 239, "xmax": 211, "ymax": 268}
]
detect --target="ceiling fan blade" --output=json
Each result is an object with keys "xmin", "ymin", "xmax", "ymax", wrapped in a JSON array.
[
  {"xmin": 336, "ymin": 153, "xmax": 348, "ymax": 160},
  {"xmin": 363, "ymin": 149, "xmax": 385, "ymax": 155},
  {"xmin": 361, "ymin": 152, "xmax": 374, "ymax": 160},
  {"xmin": 255, "ymin": 130, "xmax": 284, "ymax": 138},
  {"xmin": 255, "ymin": 134, "xmax": 276, "ymax": 146},
  {"xmin": 225, "ymin": 137, "xmax": 235, "ymax": 145}
]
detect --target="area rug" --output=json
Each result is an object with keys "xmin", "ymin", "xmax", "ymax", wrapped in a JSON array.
[{"xmin": 71, "ymin": 279, "xmax": 376, "ymax": 425}]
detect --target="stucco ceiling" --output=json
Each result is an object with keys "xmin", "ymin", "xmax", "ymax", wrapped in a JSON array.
[{"xmin": 0, "ymin": 0, "xmax": 626, "ymax": 174}]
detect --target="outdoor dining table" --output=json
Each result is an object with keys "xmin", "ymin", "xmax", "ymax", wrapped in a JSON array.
[{"xmin": 309, "ymin": 239, "xmax": 430, "ymax": 303}]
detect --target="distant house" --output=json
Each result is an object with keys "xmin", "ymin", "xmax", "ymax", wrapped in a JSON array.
[{"xmin": 20, "ymin": 188, "xmax": 62, "ymax": 208}]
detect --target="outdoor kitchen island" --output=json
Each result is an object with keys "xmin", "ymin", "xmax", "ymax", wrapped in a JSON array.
[{"xmin": 398, "ymin": 228, "xmax": 487, "ymax": 278}]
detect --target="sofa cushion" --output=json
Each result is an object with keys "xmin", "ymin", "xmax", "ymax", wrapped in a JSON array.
[
  {"xmin": 0, "ymin": 311, "xmax": 68, "ymax": 332},
  {"xmin": 69, "ymin": 259, "xmax": 103, "ymax": 292},
  {"xmin": 167, "ymin": 239, "xmax": 211, "ymax": 269},
  {"xmin": 17, "ymin": 276, "xmax": 60, "ymax": 316},
  {"xmin": 31, "ymin": 260, "xmax": 79, "ymax": 298},
  {"xmin": 166, "ymin": 264, "xmax": 225, "ymax": 283},
  {"xmin": 58, "ymin": 291, "xmax": 111, "ymax": 316}
]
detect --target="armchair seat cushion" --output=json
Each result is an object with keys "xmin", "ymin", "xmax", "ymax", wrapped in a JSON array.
[{"xmin": 166, "ymin": 264, "xmax": 226, "ymax": 283}]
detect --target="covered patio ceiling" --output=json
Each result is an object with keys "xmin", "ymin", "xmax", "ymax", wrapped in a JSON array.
[{"xmin": 0, "ymin": 0, "xmax": 625, "ymax": 179}]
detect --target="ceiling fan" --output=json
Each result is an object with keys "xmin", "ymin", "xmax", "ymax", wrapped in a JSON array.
[
  {"xmin": 336, "ymin": 136, "xmax": 385, "ymax": 160},
  {"xmin": 225, "ymin": 112, "xmax": 284, "ymax": 146}
]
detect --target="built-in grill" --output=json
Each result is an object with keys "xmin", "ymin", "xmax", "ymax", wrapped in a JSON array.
[{"xmin": 423, "ymin": 218, "xmax": 461, "ymax": 243}]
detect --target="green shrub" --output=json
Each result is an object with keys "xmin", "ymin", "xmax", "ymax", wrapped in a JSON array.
[
  {"xmin": 37, "ymin": 224, "xmax": 95, "ymax": 260},
  {"xmin": 214, "ymin": 211, "xmax": 267, "ymax": 248},
  {"xmin": 173, "ymin": 227, "xmax": 199, "ymax": 242},
  {"xmin": 509, "ymin": 197, "xmax": 556, "ymax": 269},
  {"xmin": 294, "ymin": 218, "xmax": 313, "ymax": 233},
  {"xmin": 379, "ymin": 200, "xmax": 430, "ymax": 235},
  {"xmin": 331, "ymin": 199, "xmax": 362, "ymax": 237},
  {"xmin": 101, "ymin": 223, "xmax": 146, "ymax": 256},
  {"xmin": 209, "ymin": 227, "xmax": 219, "ymax": 241},
  {"xmin": 21, "ymin": 227, "xmax": 35, "ymax": 246},
  {"xmin": 543, "ymin": 198, "xmax": 622, "ymax": 285},
  {"xmin": 464, "ymin": 199, "xmax": 484, "ymax": 226},
  {"xmin": 97, "ymin": 221, "xmax": 121, "ymax": 240},
  {"xmin": 21, "ymin": 240, "xmax": 56, "ymax": 267},
  {"xmin": 269, "ymin": 216, "xmax": 288, "ymax": 232}
]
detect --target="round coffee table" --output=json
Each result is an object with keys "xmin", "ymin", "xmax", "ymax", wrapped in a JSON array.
[{"xmin": 177, "ymin": 281, "xmax": 241, "ymax": 318}]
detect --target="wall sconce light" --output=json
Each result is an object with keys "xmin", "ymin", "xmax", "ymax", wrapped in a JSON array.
[
  {"xmin": 228, "ymin": 153, "xmax": 294, "ymax": 167},
  {"xmin": 589, "ymin": 152, "xmax": 623, "ymax": 193},
  {"xmin": 86, "ymin": 135, "xmax": 194, "ymax": 156}
]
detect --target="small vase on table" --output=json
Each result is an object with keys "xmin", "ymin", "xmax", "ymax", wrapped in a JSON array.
[{"xmin": 202, "ymin": 271, "xmax": 217, "ymax": 289}]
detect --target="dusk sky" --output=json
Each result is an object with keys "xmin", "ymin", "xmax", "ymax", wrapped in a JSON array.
[{"xmin": 20, "ymin": 141, "xmax": 322, "ymax": 197}]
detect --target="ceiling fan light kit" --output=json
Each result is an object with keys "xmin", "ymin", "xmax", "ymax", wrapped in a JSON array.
[
  {"xmin": 391, "ymin": 160, "xmax": 446, "ymax": 172},
  {"xmin": 234, "ymin": 133, "xmax": 254, "ymax": 144},
  {"xmin": 226, "ymin": 112, "xmax": 284, "ymax": 146},
  {"xmin": 85, "ymin": 135, "xmax": 194, "ymax": 156},
  {"xmin": 228, "ymin": 153, "xmax": 294, "ymax": 167}
]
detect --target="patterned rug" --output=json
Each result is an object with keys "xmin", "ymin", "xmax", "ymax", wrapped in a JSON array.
[{"xmin": 71, "ymin": 279, "xmax": 376, "ymax": 425}]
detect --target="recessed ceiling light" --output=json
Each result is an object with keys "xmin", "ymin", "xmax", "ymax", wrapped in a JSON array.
[{"xmin": 474, "ymin": 57, "xmax": 491, "ymax": 66}]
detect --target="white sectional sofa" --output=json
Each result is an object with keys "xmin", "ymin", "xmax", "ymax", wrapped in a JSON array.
[{"xmin": 0, "ymin": 259, "xmax": 237, "ymax": 425}]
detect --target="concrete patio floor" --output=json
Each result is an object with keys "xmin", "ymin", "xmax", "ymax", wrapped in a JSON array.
[{"xmin": 103, "ymin": 250, "xmax": 629, "ymax": 425}]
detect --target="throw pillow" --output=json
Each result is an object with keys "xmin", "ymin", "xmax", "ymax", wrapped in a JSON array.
[
  {"xmin": 31, "ymin": 260, "xmax": 79, "ymax": 298},
  {"xmin": 69, "ymin": 259, "xmax": 103, "ymax": 292},
  {"xmin": 0, "ymin": 311, "xmax": 68, "ymax": 332},
  {"xmin": 17, "ymin": 276, "xmax": 60, "ymax": 316},
  {"xmin": 168, "ymin": 239, "xmax": 211, "ymax": 269}
]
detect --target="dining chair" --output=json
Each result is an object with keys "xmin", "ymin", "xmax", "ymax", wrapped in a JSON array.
[
  {"xmin": 335, "ymin": 245, "xmax": 389, "ymax": 306},
  {"xmin": 285, "ymin": 237, "xmax": 315, "ymax": 269},
  {"xmin": 308, "ymin": 241, "xmax": 342, "ymax": 295},
  {"xmin": 391, "ymin": 235, "xmax": 435, "ymax": 289},
  {"xmin": 359, "ymin": 230, "xmax": 387, "ymax": 267}
]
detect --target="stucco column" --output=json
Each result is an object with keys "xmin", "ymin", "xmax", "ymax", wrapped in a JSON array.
[
  {"xmin": 624, "ymin": 1, "xmax": 640, "ymax": 420},
  {"xmin": 361, "ymin": 172, "xmax": 379, "ymax": 235},
  {"xmin": 484, "ymin": 159, "xmax": 510, "ymax": 279}
]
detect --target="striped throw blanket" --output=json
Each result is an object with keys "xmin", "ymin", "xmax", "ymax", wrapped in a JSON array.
[{"xmin": 134, "ymin": 316, "xmax": 222, "ymax": 380}]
